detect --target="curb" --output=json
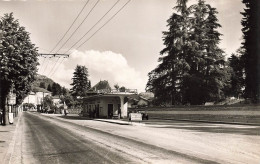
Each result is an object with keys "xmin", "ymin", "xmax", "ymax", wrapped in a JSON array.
[{"xmin": 94, "ymin": 119, "xmax": 146, "ymax": 126}]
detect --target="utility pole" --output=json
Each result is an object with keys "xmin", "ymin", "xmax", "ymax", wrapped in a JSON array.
[{"xmin": 40, "ymin": 53, "xmax": 69, "ymax": 76}]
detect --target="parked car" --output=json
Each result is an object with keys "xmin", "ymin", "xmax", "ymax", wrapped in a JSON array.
[{"xmin": 138, "ymin": 111, "xmax": 148, "ymax": 120}]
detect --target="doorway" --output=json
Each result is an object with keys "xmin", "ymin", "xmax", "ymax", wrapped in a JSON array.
[
  {"xmin": 96, "ymin": 104, "xmax": 99, "ymax": 117},
  {"xmin": 108, "ymin": 104, "xmax": 113, "ymax": 118}
]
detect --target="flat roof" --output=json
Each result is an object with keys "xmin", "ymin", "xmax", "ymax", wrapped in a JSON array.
[{"xmin": 83, "ymin": 92, "xmax": 137, "ymax": 99}]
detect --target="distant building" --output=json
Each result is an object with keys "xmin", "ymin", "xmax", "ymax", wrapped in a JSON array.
[
  {"xmin": 22, "ymin": 87, "xmax": 51, "ymax": 111},
  {"xmin": 83, "ymin": 80, "xmax": 137, "ymax": 118}
]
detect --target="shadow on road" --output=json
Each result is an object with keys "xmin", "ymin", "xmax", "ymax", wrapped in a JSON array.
[{"xmin": 58, "ymin": 115, "xmax": 93, "ymax": 120}]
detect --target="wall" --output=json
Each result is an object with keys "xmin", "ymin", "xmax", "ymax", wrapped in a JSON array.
[
  {"xmin": 23, "ymin": 94, "xmax": 36, "ymax": 104},
  {"xmin": 83, "ymin": 97, "xmax": 121, "ymax": 118}
]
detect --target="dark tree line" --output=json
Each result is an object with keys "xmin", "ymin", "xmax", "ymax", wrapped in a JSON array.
[
  {"xmin": 39, "ymin": 81, "xmax": 68, "ymax": 96},
  {"xmin": 147, "ymin": 0, "xmax": 260, "ymax": 105}
]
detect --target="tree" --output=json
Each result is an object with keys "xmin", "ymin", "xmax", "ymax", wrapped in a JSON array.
[
  {"xmin": 241, "ymin": 0, "xmax": 260, "ymax": 102},
  {"xmin": 114, "ymin": 84, "xmax": 119, "ymax": 90},
  {"xmin": 39, "ymin": 82, "xmax": 46, "ymax": 89},
  {"xmin": 60, "ymin": 94, "xmax": 75, "ymax": 108},
  {"xmin": 42, "ymin": 95, "xmax": 54, "ymax": 112},
  {"xmin": 47, "ymin": 84, "xmax": 52, "ymax": 92},
  {"xmin": 146, "ymin": 0, "xmax": 227, "ymax": 105},
  {"xmin": 146, "ymin": 4, "xmax": 191, "ymax": 105},
  {"xmin": 119, "ymin": 86, "xmax": 126, "ymax": 92},
  {"xmin": 52, "ymin": 82, "xmax": 61, "ymax": 96},
  {"xmin": 184, "ymin": 1, "xmax": 228, "ymax": 104},
  {"xmin": 0, "ymin": 13, "xmax": 38, "ymax": 125},
  {"xmin": 226, "ymin": 50, "xmax": 245, "ymax": 98},
  {"xmin": 61, "ymin": 87, "xmax": 68, "ymax": 96},
  {"xmin": 70, "ymin": 65, "xmax": 91, "ymax": 98}
]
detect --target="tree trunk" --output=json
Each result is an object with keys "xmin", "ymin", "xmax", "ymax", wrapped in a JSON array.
[{"xmin": 0, "ymin": 81, "xmax": 11, "ymax": 125}]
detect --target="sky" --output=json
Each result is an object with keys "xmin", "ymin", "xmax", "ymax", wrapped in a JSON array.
[{"xmin": 0, "ymin": 0, "xmax": 245, "ymax": 93}]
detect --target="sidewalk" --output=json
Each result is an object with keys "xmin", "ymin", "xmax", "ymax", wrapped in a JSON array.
[{"xmin": 0, "ymin": 114, "xmax": 20, "ymax": 163}]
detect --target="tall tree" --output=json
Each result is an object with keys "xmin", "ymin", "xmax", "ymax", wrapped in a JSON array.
[
  {"xmin": 0, "ymin": 13, "xmax": 38, "ymax": 125},
  {"xmin": 147, "ymin": 0, "xmax": 227, "ymax": 105},
  {"xmin": 70, "ymin": 65, "xmax": 91, "ymax": 98},
  {"xmin": 185, "ymin": 1, "xmax": 228, "ymax": 104},
  {"xmin": 241, "ymin": 0, "xmax": 260, "ymax": 102}
]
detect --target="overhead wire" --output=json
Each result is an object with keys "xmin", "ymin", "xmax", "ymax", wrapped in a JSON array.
[
  {"xmin": 76, "ymin": 0, "xmax": 131, "ymax": 50},
  {"xmin": 46, "ymin": 0, "xmax": 92, "ymax": 77},
  {"xmin": 38, "ymin": 48, "xmax": 52, "ymax": 74},
  {"xmin": 49, "ymin": 0, "xmax": 90, "ymax": 53},
  {"xmin": 50, "ymin": 0, "xmax": 131, "ymax": 78},
  {"xmin": 54, "ymin": 0, "xmax": 101, "ymax": 54},
  {"xmin": 63, "ymin": 0, "xmax": 121, "ymax": 54},
  {"xmin": 50, "ymin": 58, "xmax": 66, "ymax": 78},
  {"xmin": 50, "ymin": 0, "xmax": 120, "ymax": 77}
]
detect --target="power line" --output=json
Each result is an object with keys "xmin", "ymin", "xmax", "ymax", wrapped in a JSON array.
[
  {"xmin": 38, "ymin": 57, "xmax": 46, "ymax": 73},
  {"xmin": 47, "ymin": 57, "xmax": 60, "ymax": 77},
  {"xmin": 49, "ymin": 0, "xmax": 118, "ymax": 77},
  {"xmin": 54, "ymin": 0, "xmax": 101, "ymax": 54},
  {"xmin": 76, "ymin": 0, "xmax": 131, "ymax": 50},
  {"xmin": 41, "ymin": 56, "xmax": 52, "ymax": 75},
  {"xmin": 45, "ymin": 0, "xmax": 90, "ymax": 76},
  {"xmin": 49, "ymin": 57, "xmax": 66, "ymax": 78},
  {"xmin": 50, "ymin": 0, "xmax": 131, "ymax": 78},
  {"xmin": 63, "ymin": 0, "xmax": 121, "ymax": 54},
  {"xmin": 49, "ymin": 0, "xmax": 90, "ymax": 53}
]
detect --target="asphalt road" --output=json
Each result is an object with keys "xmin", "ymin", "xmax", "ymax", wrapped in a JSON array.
[
  {"xmin": 10, "ymin": 112, "xmax": 135, "ymax": 164},
  {"xmin": 7, "ymin": 112, "xmax": 260, "ymax": 164}
]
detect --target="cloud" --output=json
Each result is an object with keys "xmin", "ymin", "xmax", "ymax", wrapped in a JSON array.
[{"xmin": 47, "ymin": 50, "xmax": 146, "ymax": 93}]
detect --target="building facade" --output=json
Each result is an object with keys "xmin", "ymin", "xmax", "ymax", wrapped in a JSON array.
[{"xmin": 83, "ymin": 80, "xmax": 137, "ymax": 118}]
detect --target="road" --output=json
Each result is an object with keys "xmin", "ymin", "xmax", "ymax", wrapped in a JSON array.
[{"xmin": 6, "ymin": 112, "xmax": 260, "ymax": 164}]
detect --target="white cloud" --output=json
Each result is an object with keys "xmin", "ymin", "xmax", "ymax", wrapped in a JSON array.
[{"xmin": 47, "ymin": 50, "xmax": 146, "ymax": 93}]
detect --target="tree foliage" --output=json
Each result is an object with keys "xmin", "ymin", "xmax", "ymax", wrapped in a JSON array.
[
  {"xmin": 42, "ymin": 95, "xmax": 54, "ymax": 110},
  {"xmin": 0, "ymin": 13, "xmax": 38, "ymax": 123},
  {"xmin": 51, "ymin": 82, "xmax": 61, "ymax": 96},
  {"xmin": 146, "ymin": 0, "xmax": 228, "ymax": 105},
  {"xmin": 225, "ymin": 48, "xmax": 245, "ymax": 98},
  {"xmin": 47, "ymin": 84, "xmax": 52, "ymax": 92},
  {"xmin": 39, "ymin": 82, "xmax": 46, "ymax": 89},
  {"xmin": 241, "ymin": 0, "xmax": 260, "ymax": 102},
  {"xmin": 70, "ymin": 65, "xmax": 91, "ymax": 98}
]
